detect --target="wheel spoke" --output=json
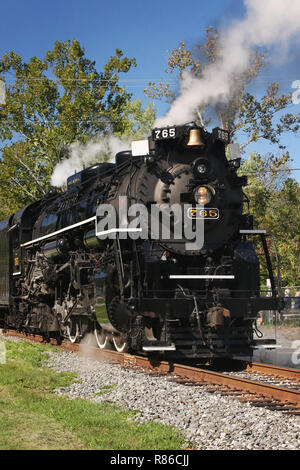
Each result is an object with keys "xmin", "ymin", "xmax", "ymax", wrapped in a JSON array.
[
  {"xmin": 112, "ymin": 335, "xmax": 128, "ymax": 353},
  {"xmin": 67, "ymin": 321, "xmax": 79, "ymax": 343},
  {"xmin": 94, "ymin": 328, "xmax": 108, "ymax": 349}
]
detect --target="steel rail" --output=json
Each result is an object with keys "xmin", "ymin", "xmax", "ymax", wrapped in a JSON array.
[
  {"xmin": 245, "ymin": 362, "xmax": 300, "ymax": 381},
  {"xmin": 120, "ymin": 355, "xmax": 300, "ymax": 407}
]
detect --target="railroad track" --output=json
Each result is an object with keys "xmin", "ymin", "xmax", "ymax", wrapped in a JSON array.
[{"xmin": 2, "ymin": 329, "xmax": 300, "ymax": 415}]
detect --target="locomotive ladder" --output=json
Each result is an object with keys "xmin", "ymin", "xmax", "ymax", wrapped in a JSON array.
[
  {"xmin": 240, "ymin": 229, "xmax": 282, "ymax": 347},
  {"xmin": 239, "ymin": 229, "xmax": 281, "ymax": 297}
]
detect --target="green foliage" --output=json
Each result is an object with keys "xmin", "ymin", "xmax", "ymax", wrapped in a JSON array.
[
  {"xmin": 114, "ymin": 98, "xmax": 155, "ymax": 139},
  {"xmin": 0, "ymin": 40, "xmax": 155, "ymax": 217},
  {"xmin": 241, "ymin": 156, "xmax": 300, "ymax": 287},
  {"xmin": 265, "ymin": 179, "xmax": 300, "ymax": 286},
  {"xmin": 236, "ymin": 83, "xmax": 300, "ymax": 150},
  {"xmin": 241, "ymin": 152, "xmax": 289, "ymax": 219}
]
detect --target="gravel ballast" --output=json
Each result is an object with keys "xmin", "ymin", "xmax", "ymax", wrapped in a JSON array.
[
  {"xmin": 1, "ymin": 334, "xmax": 299, "ymax": 450},
  {"xmin": 47, "ymin": 347, "xmax": 300, "ymax": 450}
]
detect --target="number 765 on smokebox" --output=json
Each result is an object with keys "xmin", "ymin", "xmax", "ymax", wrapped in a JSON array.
[{"xmin": 152, "ymin": 127, "xmax": 177, "ymax": 140}]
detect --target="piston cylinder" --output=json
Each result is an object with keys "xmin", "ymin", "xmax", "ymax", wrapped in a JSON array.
[
  {"xmin": 83, "ymin": 230, "xmax": 103, "ymax": 250},
  {"xmin": 41, "ymin": 238, "xmax": 69, "ymax": 259}
]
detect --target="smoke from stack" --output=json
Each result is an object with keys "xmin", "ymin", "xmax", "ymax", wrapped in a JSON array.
[
  {"xmin": 155, "ymin": 0, "xmax": 300, "ymax": 127},
  {"xmin": 51, "ymin": 135, "xmax": 131, "ymax": 188}
]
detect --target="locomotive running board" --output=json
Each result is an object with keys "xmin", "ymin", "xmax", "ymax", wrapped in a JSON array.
[
  {"xmin": 142, "ymin": 343, "xmax": 176, "ymax": 351},
  {"xmin": 250, "ymin": 339, "xmax": 281, "ymax": 350},
  {"xmin": 168, "ymin": 275, "xmax": 235, "ymax": 279},
  {"xmin": 240, "ymin": 230, "xmax": 266, "ymax": 234}
]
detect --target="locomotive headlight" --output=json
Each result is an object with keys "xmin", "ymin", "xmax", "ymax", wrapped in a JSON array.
[
  {"xmin": 194, "ymin": 186, "xmax": 212, "ymax": 205},
  {"xmin": 197, "ymin": 163, "xmax": 208, "ymax": 175},
  {"xmin": 192, "ymin": 158, "xmax": 210, "ymax": 177}
]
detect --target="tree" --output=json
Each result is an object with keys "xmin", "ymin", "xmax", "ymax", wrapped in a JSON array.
[
  {"xmin": 239, "ymin": 156, "xmax": 300, "ymax": 287},
  {"xmin": 240, "ymin": 151, "xmax": 290, "ymax": 223},
  {"xmin": 114, "ymin": 98, "xmax": 155, "ymax": 140},
  {"xmin": 0, "ymin": 40, "xmax": 140, "ymax": 217},
  {"xmin": 145, "ymin": 28, "xmax": 300, "ymax": 152},
  {"xmin": 265, "ymin": 179, "xmax": 300, "ymax": 287}
]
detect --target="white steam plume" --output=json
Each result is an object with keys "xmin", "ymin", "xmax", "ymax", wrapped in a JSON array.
[
  {"xmin": 51, "ymin": 135, "xmax": 131, "ymax": 187},
  {"xmin": 155, "ymin": 0, "xmax": 300, "ymax": 127}
]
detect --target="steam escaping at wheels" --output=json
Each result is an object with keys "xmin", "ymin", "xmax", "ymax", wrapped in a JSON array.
[{"xmin": 94, "ymin": 326, "xmax": 129, "ymax": 353}]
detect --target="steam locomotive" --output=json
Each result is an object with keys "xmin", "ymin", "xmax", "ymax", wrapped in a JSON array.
[{"xmin": 0, "ymin": 123, "xmax": 279, "ymax": 359}]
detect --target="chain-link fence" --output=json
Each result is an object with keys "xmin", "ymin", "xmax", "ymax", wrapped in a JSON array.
[
  {"xmin": 281, "ymin": 287, "xmax": 300, "ymax": 323},
  {"xmin": 258, "ymin": 284, "xmax": 300, "ymax": 325}
]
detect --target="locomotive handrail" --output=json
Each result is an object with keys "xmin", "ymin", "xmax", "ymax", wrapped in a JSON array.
[
  {"xmin": 239, "ymin": 229, "xmax": 279, "ymax": 297},
  {"xmin": 20, "ymin": 215, "xmax": 96, "ymax": 247}
]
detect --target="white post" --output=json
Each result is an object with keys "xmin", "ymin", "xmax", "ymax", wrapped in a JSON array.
[
  {"xmin": 0, "ymin": 80, "xmax": 6, "ymax": 105},
  {"xmin": 266, "ymin": 279, "xmax": 271, "ymax": 323},
  {"xmin": 0, "ymin": 340, "xmax": 6, "ymax": 364}
]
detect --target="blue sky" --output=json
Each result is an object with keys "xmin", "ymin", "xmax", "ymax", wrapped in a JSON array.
[{"xmin": 1, "ymin": 0, "xmax": 300, "ymax": 180}]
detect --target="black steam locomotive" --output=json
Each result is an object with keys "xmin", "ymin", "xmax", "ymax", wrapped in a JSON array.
[{"xmin": 0, "ymin": 123, "xmax": 279, "ymax": 359}]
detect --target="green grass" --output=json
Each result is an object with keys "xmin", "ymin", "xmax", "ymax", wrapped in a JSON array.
[
  {"xmin": 93, "ymin": 384, "xmax": 117, "ymax": 396},
  {"xmin": 0, "ymin": 339, "xmax": 186, "ymax": 450}
]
